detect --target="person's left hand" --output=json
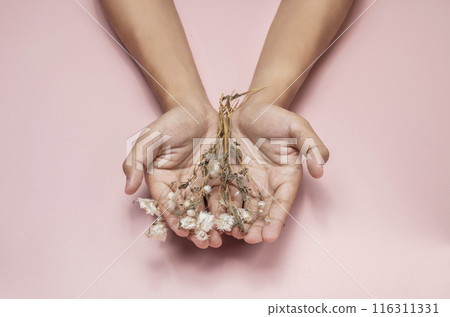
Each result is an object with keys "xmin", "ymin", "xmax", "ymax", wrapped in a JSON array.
[{"xmin": 211, "ymin": 102, "xmax": 330, "ymax": 244}]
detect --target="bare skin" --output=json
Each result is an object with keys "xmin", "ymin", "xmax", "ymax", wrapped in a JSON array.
[
  {"xmin": 213, "ymin": 0, "xmax": 353, "ymax": 243},
  {"xmin": 225, "ymin": 103, "xmax": 329, "ymax": 243},
  {"xmin": 100, "ymin": 0, "xmax": 222, "ymax": 248},
  {"xmin": 100, "ymin": 0, "xmax": 353, "ymax": 248}
]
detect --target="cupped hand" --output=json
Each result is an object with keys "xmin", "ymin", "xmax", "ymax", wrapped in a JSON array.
[
  {"xmin": 123, "ymin": 106, "xmax": 224, "ymax": 249},
  {"xmin": 223, "ymin": 103, "xmax": 330, "ymax": 244}
]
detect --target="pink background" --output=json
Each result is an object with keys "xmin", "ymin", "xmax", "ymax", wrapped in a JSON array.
[{"xmin": 1, "ymin": 0, "xmax": 449, "ymax": 298}]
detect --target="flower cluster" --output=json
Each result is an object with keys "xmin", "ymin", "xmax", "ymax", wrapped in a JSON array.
[
  {"xmin": 146, "ymin": 221, "xmax": 167, "ymax": 241},
  {"xmin": 136, "ymin": 193, "xmax": 266, "ymax": 242},
  {"xmin": 135, "ymin": 90, "xmax": 271, "ymax": 243},
  {"xmin": 136, "ymin": 198, "xmax": 159, "ymax": 216},
  {"xmin": 135, "ymin": 198, "xmax": 167, "ymax": 241}
]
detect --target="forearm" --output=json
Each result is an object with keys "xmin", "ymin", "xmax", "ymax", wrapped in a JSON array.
[
  {"xmin": 249, "ymin": 0, "xmax": 353, "ymax": 108},
  {"xmin": 100, "ymin": 0, "xmax": 210, "ymax": 115}
]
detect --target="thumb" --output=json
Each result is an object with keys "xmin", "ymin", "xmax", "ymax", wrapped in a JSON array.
[
  {"xmin": 291, "ymin": 117, "xmax": 330, "ymax": 178},
  {"xmin": 122, "ymin": 126, "xmax": 166, "ymax": 194},
  {"xmin": 122, "ymin": 161, "xmax": 144, "ymax": 195}
]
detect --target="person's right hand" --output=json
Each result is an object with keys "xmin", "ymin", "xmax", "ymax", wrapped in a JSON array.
[{"xmin": 123, "ymin": 106, "xmax": 224, "ymax": 249}]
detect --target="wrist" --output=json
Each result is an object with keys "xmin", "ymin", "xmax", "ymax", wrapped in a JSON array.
[
  {"xmin": 248, "ymin": 67, "xmax": 310, "ymax": 109},
  {"xmin": 162, "ymin": 97, "xmax": 217, "ymax": 128},
  {"xmin": 161, "ymin": 93, "xmax": 215, "ymax": 117}
]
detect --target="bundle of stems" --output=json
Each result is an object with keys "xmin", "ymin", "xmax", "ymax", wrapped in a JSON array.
[{"xmin": 139, "ymin": 89, "xmax": 268, "ymax": 242}]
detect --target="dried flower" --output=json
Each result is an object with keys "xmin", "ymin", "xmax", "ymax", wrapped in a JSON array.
[
  {"xmin": 146, "ymin": 222, "xmax": 167, "ymax": 241},
  {"xmin": 167, "ymin": 191, "xmax": 178, "ymax": 211},
  {"xmin": 168, "ymin": 191, "xmax": 177, "ymax": 201},
  {"xmin": 203, "ymin": 185, "xmax": 211, "ymax": 194},
  {"xmin": 215, "ymin": 213, "xmax": 234, "ymax": 231},
  {"xmin": 136, "ymin": 198, "xmax": 159, "ymax": 216},
  {"xmin": 195, "ymin": 230, "xmax": 208, "ymax": 241},
  {"xmin": 139, "ymin": 89, "xmax": 267, "ymax": 243},
  {"xmin": 196, "ymin": 211, "xmax": 215, "ymax": 232},
  {"xmin": 208, "ymin": 160, "xmax": 220, "ymax": 179},
  {"xmin": 179, "ymin": 216, "xmax": 196, "ymax": 230},
  {"xmin": 238, "ymin": 208, "xmax": 253, "ymax": 223}
]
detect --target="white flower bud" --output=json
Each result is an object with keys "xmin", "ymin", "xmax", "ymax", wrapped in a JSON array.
[
  {"xmin": 136, "ymin": 198, "xmax": 159, "ymax": 216},
  {"xmin": 168, "ymin": 192, "xmax": 177, "ymax": 201},
  {"xmin": 195, "ymin": 230, "xmax": 208, "ymax": 241},
  {"xmin": 210, "ymin": 171, "xmax": 219, "ymax": 178},
  {"xmin": 179, "ymin": 216, "xmax": 196, "ymax": 230},
  {"xmin": 186, "ymin": 209, "xmax": 196, "ymax": 217},
  {"xmin": 257, "ymin": 201, "xmax": 265, "ymax": 209},
  {"xmin": 209, "ymin": 170, "xmax": 219, "ymax": 179},
  {"xmin": 146, "ymin": 222, "xmax": 167, "ymax": 241},
  {"xmin": 196, "ymin": 211, "xmax": 215, "ymax": 232},
  {"xmin": 215, "ymin": 213, "xmax": 234, "ymax": 232},
  {"xmin": 203, "ymin": 185, "xmax": 211, "ymax": 194},
  {"xmin": 208, "ymin": 160, "xmax": 221, "ymax": 179},
  {"xmin": 264, "ymin": 215, "xmax": 271, "ymax": 223},
  {"xmin": 183, "ymin": 200, "xmax": 191, "ymax": 209},
  {"xmin": 238, "ymin": 208, "xmax": 253, "ymax": 223},
  {"xmin": 167, "ymin": 191, "xmax": 178, "ymax": 211}
]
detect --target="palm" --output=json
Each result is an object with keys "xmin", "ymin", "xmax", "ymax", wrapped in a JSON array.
[
  {"xmin": 125, "ymin": 104, "xmax": 328, "ymax": 247},
  {"xmin": 124, "ymin": 107, "xmax": 222, "ymax": 248},
  {"xmin": 145, "ymin": 108, "xmax": 213, "ymax": 203},
  {"xmin": 223, "ymin": 104, "xmax": 327, "ymax": 243}
]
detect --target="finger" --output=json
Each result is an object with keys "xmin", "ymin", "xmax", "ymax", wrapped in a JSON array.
[
  {"xmin": 232, "ymin": 186, "xmax": 244, "ymax": 209},
  {"xmin": 262, "ymin": 177, "xmax": 301, "ymax": 243},
  {"xmin": 226, "ymin": 185, "xmax": 249, "ymax": 238},
  {"xmin": 146, "ymin": 178, "xmax": 190, "ymax": 238},
  {"xmin": 306, "ymin": 143, "xmax": 327, "ymax": 178},
  {"xmin": 230, "ymin": 225, "xmax": 247, "ymax": 239},
  {"xmin": 186, "ymin": 233, "xmax": 214, "ymax": 249},
  {"xmin": 229, "ymin": 186, "xmax": 247, "ymax": 240},
  {"xmin": 159, "ymin": 194, "xmax": 190, "ymax": 238},
  {"xmin": 186, "ymin": 193, "xmax": 217, "ymax": 249},
  {"xmin": 243, "ymin": 196, "xmax": 265, "ymax": 244},
  {"xmin": 208, "ymin": 185, "xmax": 231, "ymax": 242},
  {"xmin": 209, "ymin": 230, "xmax": 223, "ymax": 248},
  {"xmin": 291, "ymin": 117, "xmax": 330, "ymax": 179},
  {"xmin": 244, "ymin": 218, "xmax": 265, "ymax": 244},
  {"xmin": 208, "ymin": 185, "xmax": 225, "ymax": 217},
  {"xmin": 190, "ymin": 234, "xmax": 209, "ymax": 249},
  {"xmin": 307, "ymin": 158, "xmax": 324, "ymax": 178},
  {"xmin": 161, "ymin": 210, "xmax": 190, "ymax": 238},
  {"xmin": 124, "ymin": 126, "xmax": 171, "ymax": 193},
  {"xmin": 122, "ymin": 162, "xmax": 144, "ymax": 195},
  {"xmin": 201, "ymin": 194, "xmax": 222, "ymax": 248},
  {"xmin": 244, "ymin": 194, "xmax": 260, "ymax": 213}
]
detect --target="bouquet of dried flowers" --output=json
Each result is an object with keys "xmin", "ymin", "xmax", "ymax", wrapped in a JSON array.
[{"xmin": 136, "ymin": 89, "xmax": 269, "ymax": 242}]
